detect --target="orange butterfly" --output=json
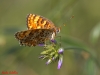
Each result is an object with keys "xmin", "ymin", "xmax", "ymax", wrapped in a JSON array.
[{"xmin": 15, "ymin": 14, "xmax": 60, "ymax": 46}]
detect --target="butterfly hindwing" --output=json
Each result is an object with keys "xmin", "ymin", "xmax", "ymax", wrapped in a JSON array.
[{"xmin": 15, "ymin": 29, "xmax": 54, "ymax": 46}]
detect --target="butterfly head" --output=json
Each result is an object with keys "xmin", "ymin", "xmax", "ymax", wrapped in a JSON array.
[{"xmin": 56, "ymin": 27, "xmax": 60, "ymax": 33}]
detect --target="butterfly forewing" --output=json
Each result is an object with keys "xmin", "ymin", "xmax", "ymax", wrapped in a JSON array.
[{"xmin": 27, "ymin": 14, "xmax": 56, "ymax": 30}]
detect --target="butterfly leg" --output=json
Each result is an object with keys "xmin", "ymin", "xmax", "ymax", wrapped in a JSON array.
[
  {"xmin": 56, "ymin": 35, "xmax": 62, "ymax": 47},
  {"xmin": 44, "ymin": 39, "xmax": 48, "ymax": 46}
]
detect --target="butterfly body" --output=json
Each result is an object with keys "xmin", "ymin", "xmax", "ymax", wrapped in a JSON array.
[{"xmin": 15, "ymin": 14, "xmax": 60, "ymax": 46}]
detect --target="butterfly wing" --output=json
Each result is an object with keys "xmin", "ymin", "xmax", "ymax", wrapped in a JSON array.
[
  {"xmin": 27, "ymin": 14, "xmax": 56, "ymax": 30},
  {"xmin": 15, "ymin": 29, "xmax": 54, "ymax": 46}
]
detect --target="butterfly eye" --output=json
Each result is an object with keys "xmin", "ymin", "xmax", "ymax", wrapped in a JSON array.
[{"xmin": 56, "ymin": 28, "xmax": 60, "ymax": 33}]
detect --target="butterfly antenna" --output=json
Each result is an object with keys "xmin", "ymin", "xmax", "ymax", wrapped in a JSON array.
[{"xmin": 60, "ymin": 15, "xmax": 75, "ymax": 28}]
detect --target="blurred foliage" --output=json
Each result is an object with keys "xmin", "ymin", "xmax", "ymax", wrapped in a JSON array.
[
  {"xmin": 90, "ymin": 23, "xmax": 100, "ymax": 44},
  {"xmin": 0, "ymin": 0, "xmax": 100, "ymax": 75}
]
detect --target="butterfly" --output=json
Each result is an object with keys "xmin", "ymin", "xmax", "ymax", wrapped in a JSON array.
[{"xmin": 15, "ymin": 14, "xmax": 60, "ymax": 46}]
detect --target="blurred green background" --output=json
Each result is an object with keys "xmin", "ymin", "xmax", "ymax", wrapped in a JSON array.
[{"xmin": 0, "ymin": 0, "xmax": 100, "ymax": 75}]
